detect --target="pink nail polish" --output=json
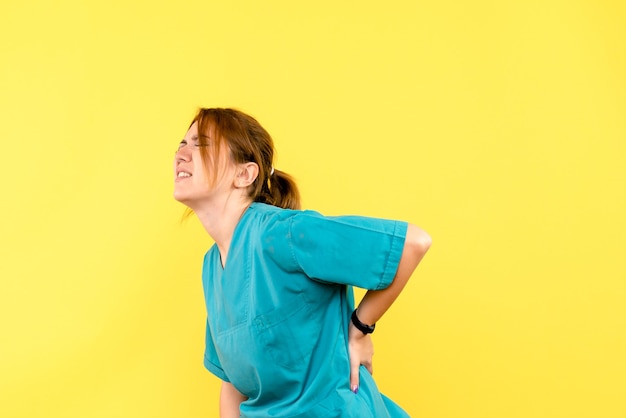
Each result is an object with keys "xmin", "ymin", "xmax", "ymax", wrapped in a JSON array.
[{"xmin": 352, "ymin": 385, "xmax": 359, "ymax": 394}]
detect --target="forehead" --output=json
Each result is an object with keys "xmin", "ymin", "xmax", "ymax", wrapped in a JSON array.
[
  {"xmin": 186, "ymin": 120, "xmax": 219, "ymax": 141},
  {"xmin": 184, "ymin": 121, "xmax": 199, "ymax": 140}
]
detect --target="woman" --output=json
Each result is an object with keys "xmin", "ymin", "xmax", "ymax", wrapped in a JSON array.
[{"xmin": 173, "ymin": 108, "xmax": 431, "ymax": 417}]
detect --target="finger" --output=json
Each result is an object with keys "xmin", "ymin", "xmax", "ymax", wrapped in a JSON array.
[{"xmin": 349, "ymin": 358, "xmax": 360, "ymax": 394}]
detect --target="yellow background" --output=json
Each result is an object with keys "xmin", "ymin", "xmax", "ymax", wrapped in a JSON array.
[{"xmin": 1, "ymin": 1, "xmax": 624, "ymax": 417}]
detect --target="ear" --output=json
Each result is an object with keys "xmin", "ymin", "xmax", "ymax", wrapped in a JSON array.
[{"xmin": 234, "ymin": 162, "xmax": 259, "ymax": 189}]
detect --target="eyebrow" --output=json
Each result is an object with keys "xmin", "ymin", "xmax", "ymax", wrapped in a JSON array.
[{"xmin": 180, "ymin": 135, "xmax": 199, "ymax": 143}]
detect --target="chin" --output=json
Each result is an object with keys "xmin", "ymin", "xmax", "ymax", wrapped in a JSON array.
[{"xmin": 173, "ymin": 190, "xmax": 189, "ymax": 204}]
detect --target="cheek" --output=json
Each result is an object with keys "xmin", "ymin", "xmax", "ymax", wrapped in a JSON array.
[
  {"xmin": 193, "ymin": 156, "xmax": 207, "ymax": 178},
  {"xmin": 193, "ymin": 162, "xmax": 212, "ymax": 186}
]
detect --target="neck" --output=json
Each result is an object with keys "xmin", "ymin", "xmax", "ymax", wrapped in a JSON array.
[{"xmin": 191, "ymin": 195, "xmax": 253, "ymax": 267}]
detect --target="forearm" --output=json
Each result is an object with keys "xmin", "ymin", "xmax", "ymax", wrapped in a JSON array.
[
  {"xmin": 356, "ymin": 223, "xmax": 431, "ymax": 325},
  {"xmin": 220, "ymin": 381, "xmax": 247, "ymax": 418}
]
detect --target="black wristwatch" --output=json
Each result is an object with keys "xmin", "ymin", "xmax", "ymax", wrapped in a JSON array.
[{"xmin": 351, "ymin": 309, "xmax": 376, "ymax": 335}]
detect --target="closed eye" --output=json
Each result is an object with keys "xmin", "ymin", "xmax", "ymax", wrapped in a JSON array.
[
  {"xmin": 196, "ymin": 134, "xmax": 212, "ymax": 147},
  {"xmin": 177, "ymin": 135, "xmax": 210, "ymax": 152}
]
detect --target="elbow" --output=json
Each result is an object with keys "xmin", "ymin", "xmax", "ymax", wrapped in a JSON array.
[{"xmin": 406, "ymin": 224, "xmax": 432, "ymax": 258}]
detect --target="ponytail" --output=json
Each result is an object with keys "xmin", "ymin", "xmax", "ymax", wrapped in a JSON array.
[{"xmin": 256, "ymin": 169, "xmax": 301, "ymax": 210}]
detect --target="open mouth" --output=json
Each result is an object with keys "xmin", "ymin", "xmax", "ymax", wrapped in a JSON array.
[{"xmin": 177, "ymin": 172, "xmax": 192, "ymax": 178}]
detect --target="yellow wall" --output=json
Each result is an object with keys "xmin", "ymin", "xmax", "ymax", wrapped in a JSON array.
[{"xmin": 1, "ymin": 1, "xmax": 624, "ymax": 417}]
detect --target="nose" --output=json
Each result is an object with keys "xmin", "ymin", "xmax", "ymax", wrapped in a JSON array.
[{"xmin": 175, "ymin": 144, "xmax": 192, "ymax": 162}]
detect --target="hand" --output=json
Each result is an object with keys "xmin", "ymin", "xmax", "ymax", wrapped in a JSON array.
[{"xmin": 348, "ymin": 322, "xmax": 374, "ymax": 394}]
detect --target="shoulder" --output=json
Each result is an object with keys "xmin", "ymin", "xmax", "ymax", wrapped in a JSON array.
[
  {"xmin": 247, "ymin": 202, "xmax": 318, "ymax": 231},
  {"xmin": 250, "ymin": 203, "xmax": 404, "ymax": 236},
  {"xmin": 239, "ymin": 203, "xmax": 300, "ymax": 250}
]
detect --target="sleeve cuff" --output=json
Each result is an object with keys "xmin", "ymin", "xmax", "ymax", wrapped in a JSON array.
[
  {"xmin": 376, "ymin": 221, "xmax": 408, "ymax": 290},
  {"xmin": 204, "ymin": 355, "xmax": 230, "ymax": 382}
]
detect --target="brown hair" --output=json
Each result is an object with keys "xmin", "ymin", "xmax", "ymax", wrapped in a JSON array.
[{"xmin": 191, "ymin": 108, "xmax": 301, "ymax": 210}]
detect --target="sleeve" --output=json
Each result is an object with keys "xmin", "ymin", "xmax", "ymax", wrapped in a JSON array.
[
  {"xmin": 203, "ymin": 318, "xmax": 230, "ymax": 382},
  {"xmin": 265, "ymin": 210, "xmax": 408, "ymax": 290}
]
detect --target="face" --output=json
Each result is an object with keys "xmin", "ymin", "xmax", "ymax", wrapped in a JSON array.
[{"xmin": 173, "ymin": 121, "xmax": 236, "ymax": 208}]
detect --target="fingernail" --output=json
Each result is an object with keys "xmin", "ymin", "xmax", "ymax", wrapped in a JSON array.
[{"xmin": 352, "ymin": 385, "xmax": 358, "ymax": 394}]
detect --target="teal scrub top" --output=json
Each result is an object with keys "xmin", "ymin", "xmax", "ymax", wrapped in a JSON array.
[{"xmin": 201, "ymin": 203, "xmax": 410, "ymax": 418}]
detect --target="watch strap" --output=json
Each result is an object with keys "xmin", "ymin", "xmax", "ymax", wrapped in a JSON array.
[{"xmin": 351, "ymin": 309, "xmax": 376, "ymax": 335}]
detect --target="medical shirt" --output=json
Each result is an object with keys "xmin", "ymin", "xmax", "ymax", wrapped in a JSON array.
[{"xmin": 202, "ymin": 202, "xmax": 409, "ymax": 417}]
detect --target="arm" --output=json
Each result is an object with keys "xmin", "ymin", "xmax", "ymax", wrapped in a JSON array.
[
  {"xmin": 348, "ymin": 223, "xmax": 432, "ymax": 392},
  {"xmin": 220, "ymin": 381, "xmax": 247, "ymax": 418}
]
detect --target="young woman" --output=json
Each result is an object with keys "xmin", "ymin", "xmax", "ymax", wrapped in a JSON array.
[{"xmin": 173, "ymin": 108, "xmax": 431, "ymax": 418}]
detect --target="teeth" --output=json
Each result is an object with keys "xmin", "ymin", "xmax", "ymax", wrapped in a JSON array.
[{"xmin": 177, "ymin": 172, "xmax": 191, "ymax": 178}]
